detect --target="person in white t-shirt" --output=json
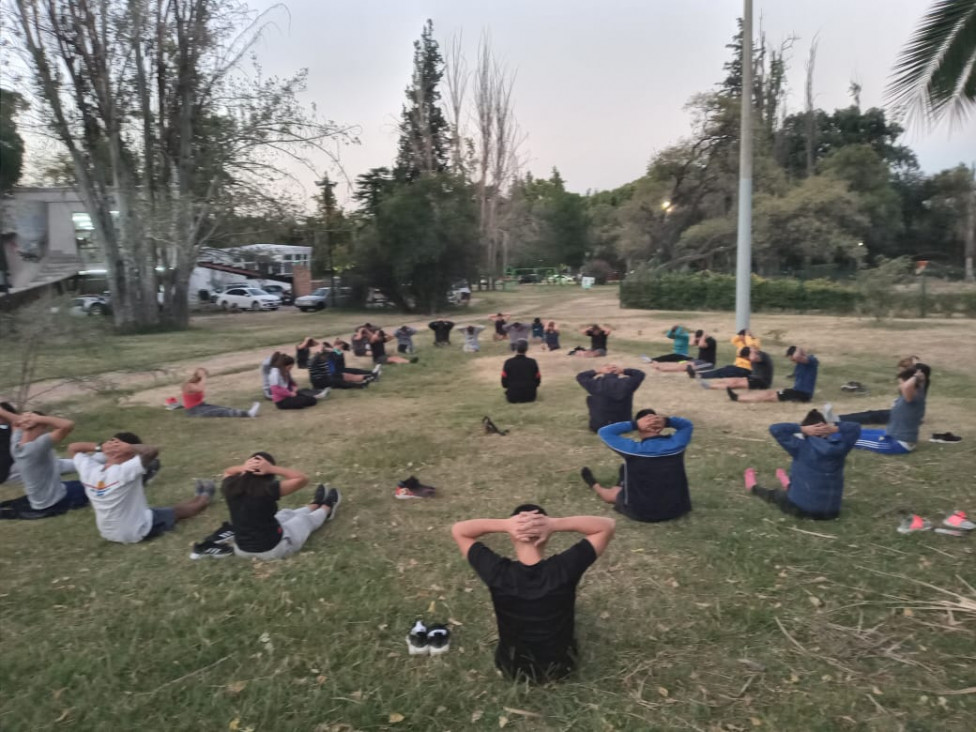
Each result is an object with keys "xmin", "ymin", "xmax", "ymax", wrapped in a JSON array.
[{"xmin": 69, "ymin": 432, "xmax": 213, "ymax": 544}]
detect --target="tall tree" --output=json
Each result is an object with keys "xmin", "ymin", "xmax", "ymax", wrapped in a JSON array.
[
  {"xmin": 0, "ymin": 89, "xmax": 26, "ymax": 193},
  {"xmin": 9, "ymin": 0, "xmax": 346, "ymax": 331},
  {"xmin": 394, "ymin": 19, "xmax": 449, "ymax": 182},
  {"xmin": 887, "ymin": 0, "xmax": 976, "ymax": 125}
]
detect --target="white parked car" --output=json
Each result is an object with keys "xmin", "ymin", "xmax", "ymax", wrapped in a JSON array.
[{"xmin": 216, "ymin": 287, "xmax": 279, "ymax": 311}]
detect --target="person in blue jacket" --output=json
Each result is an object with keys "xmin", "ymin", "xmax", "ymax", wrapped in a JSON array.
[
  {"xmin": 745, "ymin": 409, "xmax": 861, "ymax": 520},
  {"xmin": 580, "ymin": 409, "xmax": 694, "ymax": 522}
]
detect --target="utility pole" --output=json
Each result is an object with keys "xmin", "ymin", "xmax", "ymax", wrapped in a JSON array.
[{"xmin": 735, "ymin": 0, "xmax": 754, "ymax": 331}]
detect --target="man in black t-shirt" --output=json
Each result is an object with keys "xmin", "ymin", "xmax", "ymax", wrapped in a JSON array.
[
  {"xmin": 570, "ymin": 324, "xmax": 613, "ymax": 358},
  {"xmin": 501, "ymin": 340, "xmax": 541, "ymax": 403},
  {"xmin": 451, "ymin": 504, "xmax": 615, "ymax": 683}
]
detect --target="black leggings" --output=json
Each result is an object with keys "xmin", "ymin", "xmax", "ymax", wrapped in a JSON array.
[
  {"xmin": 752, "ymin": 485, "xmax": 838, "ymax": 520},
  {"xmin": 838, "ymin": 410, "xmax": 890, "ymax": 425},
  {"xmin": 275, "ymin": 391, "xmax": 317, "ymax": 410},
  {"xmin": 651, "ymin": 353, "xmax": 691, "ymax": 362}
]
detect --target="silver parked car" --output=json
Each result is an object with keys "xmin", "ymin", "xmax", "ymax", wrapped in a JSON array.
[{"xmin": 294, "ymin": 287, "xmax": 350, "ymax": 312}]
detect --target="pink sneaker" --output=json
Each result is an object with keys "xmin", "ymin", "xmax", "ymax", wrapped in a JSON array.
[
  {"xmin": 943, "ymin": 511, "xmax": 975, "ymax": 531},
  {"xmin": 897, "ymin": 514, "xmax": 932, "ymax": 534},
  {"xmin": 743, "ymin": 468, "xmax": 757, "ymax": 492}
]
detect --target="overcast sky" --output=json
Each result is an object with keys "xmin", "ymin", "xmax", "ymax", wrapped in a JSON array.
[{"xmin": 142, "ymin": 1, "xmax": 976, "ymax": 206}]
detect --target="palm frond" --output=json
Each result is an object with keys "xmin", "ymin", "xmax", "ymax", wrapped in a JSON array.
[{"xmin": 886, "ymin": 0, "xmax": 976, "ymax": 126}]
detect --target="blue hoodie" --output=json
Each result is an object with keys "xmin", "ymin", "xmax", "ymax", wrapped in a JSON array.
[
  {"xmin": 597, "ymin": 418, "xmax": 694, "ymax": 522},
  {"xmin": 769, "ymin": 421, "xmax": 861, "ymax": 516},
  {"xmin": 666, "ymin": 327, "xmax": 690, "ymax": 357}
]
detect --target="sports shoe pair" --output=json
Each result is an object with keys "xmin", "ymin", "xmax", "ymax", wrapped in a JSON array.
[
  {"xmin": 395, "ymin": 476, "xmax": 436, "ymax": 499},
  {"xmin": 897, "ymin": 511, "xmax": 975, "ymax": 534},
  {"xmin": 929, "ymin": 432, "xmax": 962, "ymax": 444},
  {"xmin": 406, "ymin": 620, "xmax": 450, "ymax": 656},
  {"xmin": 190, "ymin": 521, "xmax": 235, "ymax": 559}
]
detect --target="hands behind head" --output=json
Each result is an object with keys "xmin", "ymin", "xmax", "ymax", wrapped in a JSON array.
[
  {"xmin": 15, "ymin": 412, "xmax": 39, "ymax": 430},
  {"xmin": 801, "ymin": 423, "xmax": 838, "ymax": 438},
  {"xmin": 508, "ymin": 511, "xmax": 553, "ymax": 547},
  {"xmin": 244, "ymin": 455, "xmax": 273, "ymax": 475}
]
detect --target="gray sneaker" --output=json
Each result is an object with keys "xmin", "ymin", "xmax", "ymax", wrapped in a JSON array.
[
  {"xmin": 323, "ymin": 486, "xmax": 341, "ymax": 520},
  {"xmin": 194, "ymin": 478, "xmax": 216, "ymax": 502},
  {"xmin": 822, "ymin": 403, "xmax": 839, "ymax": 425}
]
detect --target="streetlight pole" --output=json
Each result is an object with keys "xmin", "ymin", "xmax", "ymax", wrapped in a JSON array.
[{"xmin": 735, "ymin": 0, "xmax": 754, "ymax": 331}]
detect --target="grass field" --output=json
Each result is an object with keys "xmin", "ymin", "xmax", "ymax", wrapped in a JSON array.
[{"xmin": 1, "ymin": 286, "xmax": 974, "ymax": 731}]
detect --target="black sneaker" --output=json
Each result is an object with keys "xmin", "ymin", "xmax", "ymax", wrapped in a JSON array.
[
  {"xmin": 406, "ymin": 620, "xmax": 428, "ymax": 655},
  {"xmin": 726, "ymin": 387, "xmax": 739, "ymax": 402},
  {"xmin": 323, "ymin": 487, "xmax": 342, "ymax": 520},
  {"xmin": 399, "ymin": 475, "xmax": 436, "ymax": 497},
  {"xmin": 200, "ymin": 521, "xmax": 235, "ymax": 545},
  {"xmin": 312, "ymin": 483, "xmax": 327, "ymax": 506},
  {"xmin": 580, "ymin": 466, "xmax": 597, "ymax": 488},
  {"xmin": 190, "ymin": 540, "xmax": 233, "ymax": 559},
  {"xmin": 685, "ymin": 364, "xmax": 696, "ymax": 379},
  {"xmin": 930, "ymin": 432, "xmax": 962, "ymax": 444},
  {"xmin": 144, "ymin": 458, "xmax": 161, "ymax": 484},
  {"xmin": 841, "ymin": 381, "xmax": 863, "ymax": 392},
  {"xmin": 427, "ymin": 623, "xmax": 451, "ymax": 655}
]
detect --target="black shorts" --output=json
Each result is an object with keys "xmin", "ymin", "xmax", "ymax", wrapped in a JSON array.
[
  {"xmin": 777, "ymin": 388, "xmax": 812, "ymax": 403},
  {"xmin": 397, "ymin": 343, "xmax": 409, "ymax": 354},
  {"xmin": 747, "ymin": 377, "xmax": 772, "ymax": 390}
]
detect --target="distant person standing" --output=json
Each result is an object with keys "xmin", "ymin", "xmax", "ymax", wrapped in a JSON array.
[{"xmin": 501, "ymin": 340, "xmax": 541, "ymax": 403}]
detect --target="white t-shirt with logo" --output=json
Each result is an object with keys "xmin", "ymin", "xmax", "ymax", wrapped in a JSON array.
[{"xmin": 74, "ymin": 453, "xmax": 151, "ymax": 543}]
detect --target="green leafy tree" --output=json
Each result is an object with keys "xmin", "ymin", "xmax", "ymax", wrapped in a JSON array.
[
  {"xmin": 394, "ymin": 19, "xmax": 450, "ymax": 182},
  {"xmin": 0, "ymin": 89, "xmax": 26, "ymax": 193}
]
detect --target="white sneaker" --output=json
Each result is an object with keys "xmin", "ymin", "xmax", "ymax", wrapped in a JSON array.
[
  {"xmin": 406, "ymin": 620, "xmax": 428, "ymax": 655},
  {"xmin": 822, "ymin": 403, "xmax": 838, "ymax": 425},
  {"xmin": 315, "ymin": 387, "xmax": 331, "ymax": 400},
  {"xmin": 372, "ymin": 364, "xmax": 382, "ymax": 379},
  {"xmin": 247, "ymin": 402, "xmax": 260, "ymax": 418}
]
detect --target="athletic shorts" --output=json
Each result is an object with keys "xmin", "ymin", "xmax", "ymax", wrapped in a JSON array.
[
  {"xmin": 747, "ymin": 377, "xmax": 772, "ymax": 390},
  {"xmin": 143, "ymin": 507, "xmax": 177, "ymax": 540},
  {"xmin": 372, "ymin": 353, "xmax": 389, "ymax": 365},
  {"xmin": 777, "ymin": 389, "xmax": 812, "ymax": 403},
  {"xmin": 397, "ymin": 344, "xmax": 409, "ymax": 354},
  {"xmin": 591, "ymin": 349, "xmax": 607, "ymax": 357}
]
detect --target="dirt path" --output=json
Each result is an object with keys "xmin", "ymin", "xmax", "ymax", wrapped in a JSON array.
[{"xmin": 15, "ymin": 287, "xmax": 975, "ymax": 408}]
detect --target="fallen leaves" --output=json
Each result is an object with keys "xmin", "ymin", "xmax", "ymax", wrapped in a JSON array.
[{"xmin": 388, "ymin": 712, "xmax": 404, "ymax": 724}]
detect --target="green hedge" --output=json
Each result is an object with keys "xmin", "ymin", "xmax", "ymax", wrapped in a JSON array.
[{"xmin": 620, "ymin": 272, "xmax": 976, "ymax": 318}]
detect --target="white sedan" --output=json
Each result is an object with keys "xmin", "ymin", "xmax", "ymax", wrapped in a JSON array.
[{"xmin": 216, "ymin": 287, "xmax": 279, "ymax": 311}]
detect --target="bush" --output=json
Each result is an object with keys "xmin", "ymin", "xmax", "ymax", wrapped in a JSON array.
[{"xmin": 619, "ymin": 270, "xmax": 975, "ymax": 319}]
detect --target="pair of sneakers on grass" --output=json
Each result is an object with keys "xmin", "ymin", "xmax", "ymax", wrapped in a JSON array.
[{"xmin": 406, "ymin": 620, "xmax": 451, "ymax": 655}]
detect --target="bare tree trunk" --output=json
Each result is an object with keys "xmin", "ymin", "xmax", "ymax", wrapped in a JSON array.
[
  {"xmin": 443, "ymin": 33, "xmax": 468, "ymax": 177},
  {"xmin": 804, "ymin": 37, "xmax": 819, "ymax": 178},
  {"xmin": 965, "ymin": 171, "xmax": 975, "ymax": 282}
]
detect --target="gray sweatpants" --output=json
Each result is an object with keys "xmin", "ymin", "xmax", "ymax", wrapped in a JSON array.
[
  {"xmin": 233, "ymin": 507, "xmax": 327, "ymax": 560},
  {"xmin": 186, "ymin": 403, "xmax": 248, "ymax": 418}
]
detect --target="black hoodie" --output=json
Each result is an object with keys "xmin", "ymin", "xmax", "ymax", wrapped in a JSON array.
[{"xmin": 576, "ymin": 369, "xmax": 646, "ymax": 432}]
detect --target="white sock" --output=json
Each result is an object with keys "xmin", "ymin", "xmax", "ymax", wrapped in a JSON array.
[{"xmin": 247, "ymin": 402, "xmax": 260, "ymax": 418}]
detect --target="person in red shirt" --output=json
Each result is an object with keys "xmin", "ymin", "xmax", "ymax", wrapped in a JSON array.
[{"xmin": 182, "ymin": 368, "xmax": 260, "ymax": 418}]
